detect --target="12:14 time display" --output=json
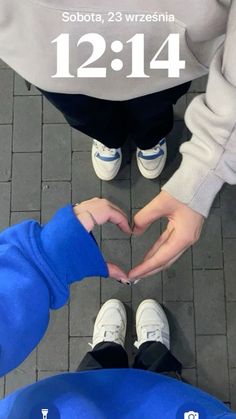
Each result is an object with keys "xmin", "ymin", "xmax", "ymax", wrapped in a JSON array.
[{"xmin": 51, "ymin": 33, "xmax": 185, "ymax": 79}]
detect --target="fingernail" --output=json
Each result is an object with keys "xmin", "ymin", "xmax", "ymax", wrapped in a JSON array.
[{"xmin": 134, "ymin": 279, "xmax": 141, "ymax": 285}]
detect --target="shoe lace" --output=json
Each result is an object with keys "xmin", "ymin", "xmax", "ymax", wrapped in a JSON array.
[
  {"xmin": 134, "ymin": 325, "xmax": 165, "ymax": 349},
  {"xmin": 89, "ymin": 324, "xmax": 123, "ymax": 348},
  {"xmin": 141, "ymin": 325, "xmax": 164, "ymax": 341},
  {"xmin": 94, "ymin": 141, "xmax": 118, "ymax": 157},
  {"xmin": 141, "ymin": 144, "xmax": 161, "ymax": 156}
]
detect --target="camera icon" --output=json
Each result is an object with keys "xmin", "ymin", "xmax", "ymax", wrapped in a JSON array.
[
  {"xmin": 41, "ymin": 409, "xmax": 49, "ymax": 419},
  {"xmin": 184, "ymin": 412, "xmax": 199, "ymax": 419}
]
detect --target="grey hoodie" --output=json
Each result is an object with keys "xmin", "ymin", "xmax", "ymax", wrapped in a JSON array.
[{"xmin": 0, "ymin": 0, "xmax": 235, "ymax": 216}]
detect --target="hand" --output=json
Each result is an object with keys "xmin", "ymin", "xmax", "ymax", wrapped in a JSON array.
[
  {"xmin": 128, "ymin": 191, "xmax": 204, "ymax": 280},
  {"xmin": 73, "ymin": 198, "xmax": 132, "ymax": 283}
]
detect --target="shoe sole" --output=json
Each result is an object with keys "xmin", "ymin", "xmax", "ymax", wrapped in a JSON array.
[
  {"xmin": 136, "ymin": 299, "xmax": 170, "ymax": 347},
  {"xmin": 136, "ymin": 145, "xmax": 167, "ymax": 180},
  {"xmin": 92, "ymin": 148, "xmax": 122, "ymax": 181}
]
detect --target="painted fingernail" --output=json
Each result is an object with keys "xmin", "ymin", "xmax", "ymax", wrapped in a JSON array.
[{"xmin": 134, "ymin": 279, "xmax": 141, "ymax": 285}]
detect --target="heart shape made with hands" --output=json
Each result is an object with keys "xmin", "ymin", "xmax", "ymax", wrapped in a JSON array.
[{"xmin": 74, "ymin": 193, "xmax": 204, "ymax": 285}]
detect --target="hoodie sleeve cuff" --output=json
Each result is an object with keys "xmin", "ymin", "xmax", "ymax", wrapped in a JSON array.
[
  {"xmin": 162, "ymin": 155, "xmax": 224, "ymax": 217},
  {"xmin": 40, "ymin": 205, "xmax": 109, "ymax": 284}
]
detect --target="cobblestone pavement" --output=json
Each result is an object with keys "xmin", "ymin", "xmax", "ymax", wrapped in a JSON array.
[{"xmin": 1, "ymin": 58, "xmax": 236, "ymax": 410}]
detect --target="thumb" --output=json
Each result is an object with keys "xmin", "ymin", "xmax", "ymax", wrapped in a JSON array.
[{"xmin": 133, "ymin": 196, "xmax": 165, "ymax": 235}]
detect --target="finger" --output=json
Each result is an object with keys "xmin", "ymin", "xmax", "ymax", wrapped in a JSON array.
[
  {"xmin": 108, "ymin": 202, "xmax": 128, "ymax": 219},
  {"xmin": 133, "ymin": 199, "xmax": 164, "ymax": 236},
  {"xmin": 107, "ymin": 262, "xmax": 130, "ymax": 284},
  {"xmin": 138, "ymin": 248, "xmax": 187, "ymax": 279},
  {"xmin": 128, "ymin": 230, "xmax": 189, "ymax": 279},
  {"xmin": 143, "ymin": 225, "xmax": 174, "ymax": 261},
  {"xmin": 107, "ymin": 207, "xmax": 132, "ymax": 235},
  {"xmin": 76, "ymin": 211, "xmax": 95, "ymax": 232}
]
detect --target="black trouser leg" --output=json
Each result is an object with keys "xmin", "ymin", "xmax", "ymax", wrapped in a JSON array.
[
  {"xmin": 133, "ymin": 341, "xmax": 182, "ymax": 379},
  {"xmin": 38, "ymin": 81, "xmax": 190, "ymax": 150},
  {"xmin": 38, "ymin": 89, "xmax": 127, "ymax": 148},
  {"xmin": 124, "ymin": 81, "xmax": 191, "ymax": 149},
  {"xmin": 77, "ymin": 342, "xmax": 129, "ymax": 372}
]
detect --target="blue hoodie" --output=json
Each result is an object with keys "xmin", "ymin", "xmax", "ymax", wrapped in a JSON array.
[
  {"xmin": 0, "ymin": 205, "xmax": 108, "ymax": 377},
  {"xmin": 0, "ymin": 205, "xmax": 235, "ymax": 418}
]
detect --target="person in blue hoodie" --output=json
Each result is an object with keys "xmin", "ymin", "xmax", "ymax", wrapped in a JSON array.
[{"xmin": 0, "ymin": 198, "xmax": 235, "ymax": 419}]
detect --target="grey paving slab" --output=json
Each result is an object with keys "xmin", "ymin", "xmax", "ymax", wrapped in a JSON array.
[
  {"xmin": 5, "ymin": 351, "xmax": 36, "ymax": 396},
  {"xmin": 229, "ymin": 368, "xmax": 236, "ymax": 411},
  {"xmin": 0, "ymin": 69, "xmax": 13, "ymax": 123},
  {"xmin": 189, "ymin": 75, "xmax": 208, "ymax": 92},
  {"xmin": 221, "ymin": 185, "xmax": 236, "ymax": 238},
  {"xmin": 70, "ymin": 278, "xmax": 101, "ymax": 337},
  {"xmin": 131, "ymin": 154, "xmax": 160, "ymax": 208},
  {"xmin": 11, "ymin": 153, "xmax": 41, "ymax": 211},
  {"xmin": 69, "ymin": 337, "xmax": 91, "ymax": 371},
  {"xmin": 102, "ymin": 180, "xmax": 131, "ymax": 240},
  {"xmin": 223, "ymin": 239, "xmax": 236, "ymax": 301},
  {"xmin": 0, "ymin": 182, "xmax": 11, "ymax": 230},
  {"xmin": 0, "ymin": 378, "xmax": 4, "ymax": 399},
  {"xmin": 37, "ymin": 371, "xmax": 65, "ymax": 381},
  {"xmin": 212, "ymin": 192, "xmax": 220, "ymax": 208},
  {"xmin": 131, "ymin": 217, "xmax": 162, "ymax": 310},
  {"xmin": 132, "ymin": 279, "xmax": 162, "ymax": 336},
  {"xmin": 11, "ymin": 211, "xmax": 41, "ymax": 225},
  {"xmin": 101, "ymin": 240, "xmax": 131, "ymax": 302},
  {"xmin": 164, "ymin": 302, "xmax": 195, "ymax": 368},
  {"xmin": 72, "ymin": 128, "xmax": 92, "ymax": 151},
  {"xmin": 131, "ymin": 208, "xmax": 161, "ymax": 261},
  {"xmin": 116, "ymin": 142, "xmax": 132, "ymax": 181},
  {"xmin": 160, "ymin": 122, "xmax": 188, "ymax": 181},
  {"xmin": 37, "ymin": 306, "xmax": 69, "ymax": 371},
  {"xmin": 163, "ymin": 249, "xmax": 193, "ymax": 301},
  {"xmin": 182, "ymin": 369, "xmax": 197, "ymax": 386},
  {"xmin": 0, "ymin": 125, "xmax": 12, "ymax": 181},
  {"xmin": 14, "ymin": 73, "xmax": 41, "ymax": 96},
  {"xmin": 0, "ymin": 59, "xmax": 9, "ymax": 69},
  {"xmin": 43, "ymin": 124, "xmax": 71, "ymax": 181},
  {"xmin": 193, "ymin": 209, "xmax": 223, "ymax": 269},
  {"xmin": 72, "ymin": 152, "xmax": 101, "ymax": 202},
  {"xmin": 43, "ymin": 97, "xmax": 66, "ymax": 124},
  {"xmin": 186, "ymin": 92, "xmax": 198, "ymax": 107},
  {"xmin": 41, "ymin": 182, "xmax": 71, "ymax": 223},
  {"xmin": 173, "ymin": 94, "xmax": 186, "ymax": 120},
  {"xmin": 13, "ymin": 96, "xmax": 42, "ymax": 152},
  {"xmin": 196, "ymin": 335, "xmax": 229, "ymax": 401},
  {"xmin": 101, "ymin": 278, "xmax": 132, "ymax": 303},
  {"xmin": 194, "ymin": 270, "xmax": 226, "ymax": 335},
  {"xmin": 227, "ymin": 302, "xmax": 236, "ymax": 368}
]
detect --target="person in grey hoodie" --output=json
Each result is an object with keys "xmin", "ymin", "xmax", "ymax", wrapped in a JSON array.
[{"xmin": 0, "ymin": 0, "xmax": 235, "ymax": 280}]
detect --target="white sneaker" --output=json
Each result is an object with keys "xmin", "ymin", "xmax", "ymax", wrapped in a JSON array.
[
  {"xmin": 92, "ymin": 140, "xmax": 122, "ymax": 181},
  {"xmin": 134, "ymin": 299, "xmax": 170, "ymax": 350},
  {"xmin": 90, "ymin": 299, "xmax": 127, "ymax": 349},
  {"xmin": 136, "ymin": 138, "xmax": 167, "ymax": 179}
]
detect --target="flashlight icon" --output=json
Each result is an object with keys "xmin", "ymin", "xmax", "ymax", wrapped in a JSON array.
[{"xmin": 41, "ymin": 409, "xmax": 49, "ymax": 419}]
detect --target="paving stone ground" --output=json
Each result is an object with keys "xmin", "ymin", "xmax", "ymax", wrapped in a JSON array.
[{"xmin": 1, "ymin": 59, "xmax": 236, "ymax": 410}]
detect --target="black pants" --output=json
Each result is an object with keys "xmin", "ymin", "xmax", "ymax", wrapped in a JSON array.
[
  {"xmin": 77, "ymin": 341, "xmax": 182, "ymax": 379},
  {"xmin": 39, "ymin": 82, "xmax": 191, "ymax": 150}
]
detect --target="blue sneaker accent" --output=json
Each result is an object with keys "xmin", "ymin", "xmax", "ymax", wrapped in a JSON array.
[
  {"xmin": 159, "ymin": 138, "xmax": 166, "ymax": 146},
  {"xmin": 138, "ymin": 149, "xmax": 164, "ymax": 160},
  {"xmin": 95, "ymin": 152, "xmax": 120, "ymax": 162}
]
